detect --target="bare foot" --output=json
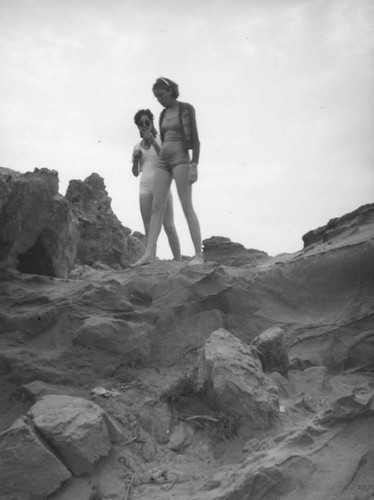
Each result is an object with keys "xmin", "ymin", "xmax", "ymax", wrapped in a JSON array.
[
  {"xmin": 188, "ymin": 255, "xmax": 204, "ymax": 265},
  {"xmin": 131, "ymin": 255, "xmax": 155, "ymax": 268}
]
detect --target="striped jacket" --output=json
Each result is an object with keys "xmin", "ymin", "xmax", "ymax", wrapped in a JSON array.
[{"xmin": 159, "ymin": 101, "xmax": 200, "ymax": 163}]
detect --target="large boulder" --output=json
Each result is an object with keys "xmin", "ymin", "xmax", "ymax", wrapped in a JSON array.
[
  {"xmin": 0, "ymin": 417, "xmax": 71, "ymax": 500},
  {"xmin": 197, "ymin": 329, "xmax": 279, "ymax": 429},
  {"xmin": 27, "ymin": 395, "xmax": 122, "ymax": 476}
]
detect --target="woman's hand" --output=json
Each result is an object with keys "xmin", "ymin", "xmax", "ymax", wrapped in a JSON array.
[
  {"xmin": 143, "ymin": 131, "xmax": 160, "ymax": 153},
  {"xmin": 142, "ymin": 130, "xmax": 157, "ymax": 146},
  {"xmin": 142, "ymin": 130, "xmax": 153, "ymax": 141},
  {"xmin": 189, "ymin": 162, "xmax": 198, "ymax": 184}
]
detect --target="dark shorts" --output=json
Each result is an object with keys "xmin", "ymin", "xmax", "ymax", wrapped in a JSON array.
[{"xmin": 157, "ymin": 140, "xmax": 190, "ymax": 171}]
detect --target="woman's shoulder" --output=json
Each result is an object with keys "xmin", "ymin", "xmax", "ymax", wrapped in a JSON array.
[
  {"xmin": 179, "ymin": 102, "xmax": 196, "ymax": 119},
  {"xmin": 178, "ymin": 101, "xmax": 195, "ymax": 111}
]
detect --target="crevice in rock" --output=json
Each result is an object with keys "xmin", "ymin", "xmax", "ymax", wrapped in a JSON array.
[{"xmin": 17, "ymin": 229, "xmax": 57, "ymax": 277}]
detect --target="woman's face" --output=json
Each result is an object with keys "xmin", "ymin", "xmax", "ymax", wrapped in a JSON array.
[
  {"xmin": 153, "ymin": 88, "xmax": 174, "ymax": 108},
  {"xmin": 137, "ymin": 114, "xmax": 152, "ymax": 136}
]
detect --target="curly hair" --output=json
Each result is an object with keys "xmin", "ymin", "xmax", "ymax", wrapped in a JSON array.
[
  {"xmin": 152, "ymin": 77, "xmax": 179, "ymax": 98},
  {"xmin": 133, "ymin": 109, "xmax": 158, "ymax": 137}
]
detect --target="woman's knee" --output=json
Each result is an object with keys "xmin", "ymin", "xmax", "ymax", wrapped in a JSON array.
[
  {"xmin": 163, "ymin": 221, "xmax": 177, "ymax": 236},
  {"xmin": 179, "ymin": 199, "xmax": 195, "ymax": 219},
  {"xmin": 151, "ymin": 197, "xmax": 167, "ymax": 215}
]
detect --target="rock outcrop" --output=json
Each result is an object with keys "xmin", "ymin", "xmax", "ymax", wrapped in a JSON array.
[
  {"xmin": 0, "ymin": 167, "xmax": 78, "ymax": 278},
  {"xmin": 302, "ymin": 202, "xmax": 374, "ymax": 248},
  {"xmin": 0, "ymin": 168, "xmax": 373, "ymax": 500},
  {"xmin": 65, "ymin": 173, "xmax": 144, "ymax": 269},
  {"xmin": 0, "ymin": 167, "xmax": 144, "ymax": 278},
  {"xmin": 203, "ymin": 236, "xmax": 268, "ymax": 266}
]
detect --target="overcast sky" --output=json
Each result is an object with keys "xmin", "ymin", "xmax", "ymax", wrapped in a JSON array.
[{"xmin": 1, "ymin": 0, "xmax": 373, "ymax": 258}]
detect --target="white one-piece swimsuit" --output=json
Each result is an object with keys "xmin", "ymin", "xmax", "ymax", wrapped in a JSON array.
[{"xmin": 133, "ymin": 136, "xmax": 161, "ymax": 195}]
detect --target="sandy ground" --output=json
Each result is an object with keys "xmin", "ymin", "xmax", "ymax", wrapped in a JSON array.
[
  {"xmin": 1, "ymin": 216, "xmax": 374, "ymax": 499},
  {"xmin": 2, "ymin": 360, "xmax": 373, "ymax": 500}
]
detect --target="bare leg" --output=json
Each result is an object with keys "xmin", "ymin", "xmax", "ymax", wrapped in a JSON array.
[
  {"xmin": 139, "ymin": 191, "xmax": 157, "ymax": 260},
  {"xmin": 139, "ymin": 192, "xmax": 152, "ymax": 240},
  {"xmin": 163, "ymin": 192, "xmax": 181, "ymax": 261},
  {"xmin": 172, "ymin": 164, "xmax": 203, "ymax": 263},
  {"xmin": 133, "ymin": 168, "xmax": 172, "ymax": 266}
]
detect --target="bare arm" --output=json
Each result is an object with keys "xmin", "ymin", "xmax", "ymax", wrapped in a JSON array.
[{"xmin": 132, "ymin": 149, "xmax": 142, "ymax": 177}]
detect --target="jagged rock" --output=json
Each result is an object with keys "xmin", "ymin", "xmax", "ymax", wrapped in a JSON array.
[
  {"xmin": 66, "ymin": 173, "xmax": 144, "ymax": 268},
  {"xmin": 27, "ymin": 395, "xmax": 122, "ymax": 475},
  {"xmin": 251, "ymin": 326, "xmax": 289, "ymax": 376},
  {"xmin": 0, "ymin": 417, "xmax": 71, "ymax": 500},
  {"xmin": 197, "ymin": 328, "xmax": 279, "ymax": 429},
  {"xmin": 0, "ymin": 167, "xmax": 144, "ymax": 278},
  {"xmin": 203, "ymin": 236, "xmax": 268, "ymax": 266}
]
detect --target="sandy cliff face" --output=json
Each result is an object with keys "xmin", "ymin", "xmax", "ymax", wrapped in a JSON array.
[{"xmin": 0, "ymin": 169, "xmax": 373, "ymax": 500}]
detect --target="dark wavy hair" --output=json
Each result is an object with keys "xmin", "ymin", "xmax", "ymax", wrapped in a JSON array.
[
  {"xmin": 152, "ymin": 77, "xmax": 179, "ymax": 98},
  {"xmin": 133, "ymin": 109, "xmax": 158, "ymax": 137}
]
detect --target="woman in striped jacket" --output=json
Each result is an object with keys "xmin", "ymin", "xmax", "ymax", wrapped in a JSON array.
[{"xmin": 133, "ymin": 77, "xmax": 203, "ymax": 266}]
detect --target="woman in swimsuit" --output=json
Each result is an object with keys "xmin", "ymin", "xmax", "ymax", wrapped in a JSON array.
[
  {"xmin": 132, "ymin": 109, "xmax": 181, "ymax": 261},
  {"xmin": 134, "ymin": 78, "xmax": 203, "ymax": 266}
]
